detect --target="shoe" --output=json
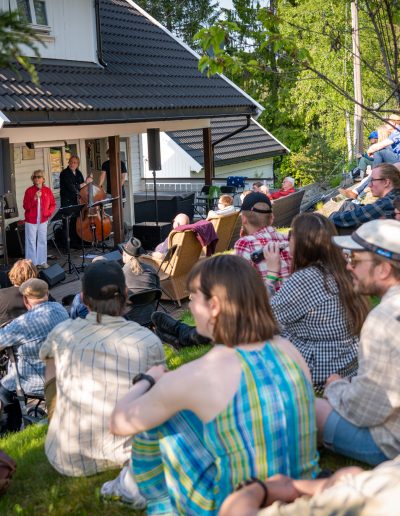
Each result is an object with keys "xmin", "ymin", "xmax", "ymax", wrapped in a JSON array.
[
  {"xmin": 338, "ymin": 188, "xmax": 357, "ymax": 200},
  {"xmin": 100, "ymin": 466, "xmax": 146, "ymax": 508},
  {"xmin": 151, "ymin": 312, "xmax": 211, "ymax": 350},
  {"xmin": 40, "ymin": 263, "xmax": 50, "ymax": 269}
]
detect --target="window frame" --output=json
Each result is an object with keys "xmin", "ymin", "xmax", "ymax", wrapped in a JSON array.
[{"xmin": 16, "ymin": 0, "xmax": 50, "ymax": 32}]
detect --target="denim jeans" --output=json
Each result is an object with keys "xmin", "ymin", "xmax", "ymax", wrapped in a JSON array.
[{"xmin": 323, "ymin": 410, "xmax": 388, "ymax": 466}]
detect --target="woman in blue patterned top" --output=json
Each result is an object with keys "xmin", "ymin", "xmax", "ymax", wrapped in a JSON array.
[
  {"xmin": 110, "ymin": 254, "xmax": 319, "ymax": 515},
  {"xmin": 264, "ymin": 213, "xmax": 370, "ymax": 393}
]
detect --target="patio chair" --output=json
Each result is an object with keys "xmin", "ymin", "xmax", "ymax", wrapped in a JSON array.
[
  {"xmin": 141, "ymin": 230, "xmax": 202, "ymax": 305},
  {"xmin": 208, "ymin": 210, "xmax": 239, "ymax": 253},
  {"xmin": 228, "ymin": 215, "xmax": 243, "ymax": 249},
  {"xmin": 272, "ymin": 190, "xmax": 305, "ymax": 227},
  {"xmin": 124, "ymin": 288, "xmax": 162, "ymax": 327}
]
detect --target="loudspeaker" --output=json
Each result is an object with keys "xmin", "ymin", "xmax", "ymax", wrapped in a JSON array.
[
  {"xmin": 147, "ymin": 129, "xmax": 161, "ymax": 171},
  {"xmin": 102, "ymin": 250, "xmax": 123, "ymax": 264},
  {"xmin": 0, "ymin": 139, "xmax": 12, "ymax": 194},
  {"xmin": 39, "ymin": 264, "xmax": 66, "ymax": 287},
  {"xmin": 132, "ymin": 222, "xmax": 172, "ymax": 250}
]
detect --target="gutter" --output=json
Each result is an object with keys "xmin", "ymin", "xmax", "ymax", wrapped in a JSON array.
[{"xmin": 94, "ymin": 0, "xmax": 107, "ymax": 67}]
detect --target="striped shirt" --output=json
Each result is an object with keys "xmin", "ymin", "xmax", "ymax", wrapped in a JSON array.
[
  {"xmin": 40, "ymin": 312, "xmax": 166, "ymax": 477},
  {"xmin": 234, "ymin": 226, "xmax": 291, "ymax": 290},
  {"xmin": 0, "ymin": 301, "xmax": 68, "ymax": 394}
]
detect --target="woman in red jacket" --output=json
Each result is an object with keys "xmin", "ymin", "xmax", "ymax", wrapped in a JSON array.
[{"xmin": 23, "ymin": 170, "xmax": 56, "ymax": 269}]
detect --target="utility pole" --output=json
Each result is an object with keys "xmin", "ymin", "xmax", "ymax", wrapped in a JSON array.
[{"xmin": 351, "ymin": 1, "xmax": 363, "ymax": 156}]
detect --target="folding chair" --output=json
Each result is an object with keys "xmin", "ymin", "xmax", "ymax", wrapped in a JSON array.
[
  {"xmin": 194, "ymin": 186, "xmax": 211, "ymax": 218},
  {"xmin": 124, "ymin": 288, "xmax": 162, "ymax": 327}
]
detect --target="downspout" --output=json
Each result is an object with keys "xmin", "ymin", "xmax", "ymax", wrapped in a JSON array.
[
  {"xmin": 211, "ymin": 115, "xmax": 251, "ymax": 178},
  {"xmin": 95, "ymin": 0, "xmax": 107, "ymax": 67}
]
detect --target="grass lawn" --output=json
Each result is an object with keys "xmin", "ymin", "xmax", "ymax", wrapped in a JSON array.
[{"xmin": 0, "ymin": 311, "xmax": 368, "ymax": 514}]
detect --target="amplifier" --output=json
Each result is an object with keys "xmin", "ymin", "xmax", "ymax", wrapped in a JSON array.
[
  {"xmin": 131, "ymin": 222, "xmax": 172, "ymax": 250},
  {"xmin": 39, "ymin": 263, "xmax": 66, "ymax": 287}
]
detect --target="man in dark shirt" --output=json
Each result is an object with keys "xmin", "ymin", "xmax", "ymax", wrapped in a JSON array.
[
  {"xmin": 59, "ymin": 155, "xmax": 92, "ymax": 247},
  {"xmin": 99, "ymin": 149, "xmax": 128, "ymax": 200}
]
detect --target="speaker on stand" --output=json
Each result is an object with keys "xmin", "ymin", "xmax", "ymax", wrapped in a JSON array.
[{"xmin": 147, "ymin": 129, "xmax": 162, "ymax": 224}]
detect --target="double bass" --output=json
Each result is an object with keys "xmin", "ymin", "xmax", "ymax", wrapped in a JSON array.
[{"xmin": 76, "ymin": 177, "xmax": 112, "ymax": 243}]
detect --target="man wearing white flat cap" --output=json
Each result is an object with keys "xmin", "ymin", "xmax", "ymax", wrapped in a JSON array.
[{"xmin": 316, "ymin": 219, "xmax": 400, "ymax": 466}]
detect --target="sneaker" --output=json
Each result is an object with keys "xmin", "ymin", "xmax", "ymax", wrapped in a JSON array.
[
  {"xmin": 40, "ymin": 263, "xmax": 50, "ymax": 269},
  {"xmin": 100, "ymin": 466, "xmax": 146, "ymax": 508}
]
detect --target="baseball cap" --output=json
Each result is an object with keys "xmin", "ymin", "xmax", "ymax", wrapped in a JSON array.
[
  {"xmin": 118, "ymin": 237, "xmax": 143, "ymax": 257},
  {"xmin": 19, "ymin": 278, "xmax": 49, "ymax": 298},
  {"xmin": 332, "ymin": 219, "xmax": 400, "ymax": 261},
  {"xmin": 240, "ymin": 192, "xmax": 272, "ymax": 213},
  {"xmin": 368, "ymin": 131, "xmax": 378, "ymax": 139},
  {"xmin": 82, "ymin": 261, "xmax": 126, "ymax": 299}
]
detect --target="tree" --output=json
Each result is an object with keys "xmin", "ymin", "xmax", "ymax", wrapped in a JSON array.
[
  {"xmin": 135, "ymin": 0, "xmax": 220, "ymax": 47},
  {"xmin": 0, "ymin": 10, "xmax": 42, "ymax": 84}
]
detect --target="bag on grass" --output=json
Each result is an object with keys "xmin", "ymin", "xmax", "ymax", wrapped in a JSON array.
[{"xmin": 0, "ymin": 450, "xmax": 16, "ymax": 496}]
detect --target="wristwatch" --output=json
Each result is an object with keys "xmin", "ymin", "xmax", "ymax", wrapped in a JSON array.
[{"xmin": 132, "ymin": 373, "xmax": 156, "ymax": 390}]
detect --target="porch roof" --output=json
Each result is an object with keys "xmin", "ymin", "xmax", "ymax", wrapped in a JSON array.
[{"xmin": 0, "ymin": 0, "xmax": 259, "ymax": 128}]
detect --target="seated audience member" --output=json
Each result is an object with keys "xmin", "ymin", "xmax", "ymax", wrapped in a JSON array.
[
  {"xmin": 330, "ymin": 163, "xmax": 400, "ymax": 229},
  {"xmin": 219, "ymin": 457, "xmax": 400, "ymax": 516},
  {"xmin": 69, "ymin": 256, "xmax": 106, "ymax": 320},
  {"xmin": 234, "ymin": 192, "xmax": 290, "ymax": 290},
  {"xmin": 240, "ymin": 189, "xmax": 253, "ymax": 203},
  {"xmin": 120, "ymin": 237, "xmax": 160, "ymax": 294},
  {"xmin": 252, "ymin": 181, "xmax": 263, "ymax": 191},
  {"xmin": 394, "ymin": 196, "xmax": 400, "ymax": 221},
  {"xmin": 264, "ymin": 213, "xmax": 369, "ymax": 393},
  {"xmin": 152, "ymin": 213, "xmax": 190, "ymax": 257},
  {"xmin": 40, "ymin": 261, "xmax": 165, "ymax": 479},
  {"xmin": 0, "ymin": 278, "xmax": 68, "ymax": 432},
  {"xmin": 315, "ymin": 219, "xmax": 400, "ymax": 466},
  {"xmin": 266, "ymin": 177, "xmax": 296, "ymax": 200},
  {"xmin": 0, "ymin": 259, "xmax": 38, "ymax": 326},
  {"xmin": 207, "ymin": 194, "xmax": 235, "ymax": 218},
  {"xmin": 108, "ymin": 255, "xmax": 319, "ymax": 513},
  {"xmin": 367, "ymin": 113, "xmax": 400, "ymax": 165}
]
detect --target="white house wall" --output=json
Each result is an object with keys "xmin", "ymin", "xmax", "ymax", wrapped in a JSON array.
[
  {"xmin": 0, "ymin": 0, "xmax": 98, "ymax": 64},
  {"xmin": 214, "ymin": 157, "xmax": 274, "ymax": 180}
]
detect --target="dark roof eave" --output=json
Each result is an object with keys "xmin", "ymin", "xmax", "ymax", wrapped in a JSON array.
[
  {"xmin": 2, "ymin": 106, "xmax": 258, "ymax": 128},
  {"xmin": 210, "ymin": 149, "xmax": 289, "ymax": 167}
]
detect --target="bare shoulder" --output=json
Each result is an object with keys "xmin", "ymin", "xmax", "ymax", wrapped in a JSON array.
[{"xmin": 271, "ymin": 335, "xmax": 311, "ymax": 380}]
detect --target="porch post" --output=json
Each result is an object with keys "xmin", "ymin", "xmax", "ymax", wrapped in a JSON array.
[
  {"xmin": 203, "ymin": 127, "xmax": 213, "ymax": 186},
  {"xmin": 108, "ymin": 135, "xmax": 124, "ymax": 245}
]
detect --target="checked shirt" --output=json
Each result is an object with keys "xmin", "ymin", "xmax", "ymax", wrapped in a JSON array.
[
  {"xmin": 330, "ymin": 188, "xmax": 400, "ymax": 228},
  {"xmin": 0, "ymin": 301, "xmax": 68, "ymax": 395},
  {"xmin": 271, "ymin": 266, "xmax": 359, "ymax": 393}
]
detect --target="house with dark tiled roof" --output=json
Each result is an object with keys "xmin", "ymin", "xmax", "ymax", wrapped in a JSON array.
[{"xmin": 0, "ymin": 0, "xmax": 275, "ymax": 243}]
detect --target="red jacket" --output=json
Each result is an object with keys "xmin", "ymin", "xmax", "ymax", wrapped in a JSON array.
[
  {"xmin": 23, "ymin": 185, "xmax": 56, "ymax": 224},
  {"xmin": 269, "ymin": 187, "xmax": 296, "ymax": 200}
]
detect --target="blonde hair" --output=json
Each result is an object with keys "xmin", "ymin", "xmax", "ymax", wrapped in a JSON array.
[
  {"xmin": 31, "ymin": 169, "xmax": 45, "ymax": 183},
  {"xmin": 377, "ymin": 125, "xmax": 391, "ymax": 142},
  {"xmin": 8, "ymin": 259, "xmax": 38, "ymax": 286},
  {"xmin": 128, "ymin": 256, "xmax": 143, "ymax": 275}
]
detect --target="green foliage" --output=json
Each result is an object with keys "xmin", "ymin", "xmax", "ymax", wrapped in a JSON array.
[
  {"xmin": 0, "ymin": 10, "xmax": 43, "ymax": 84},
  {"xmin": 135, "ymin": 0, "xmax": 219, "ymax": 48}
]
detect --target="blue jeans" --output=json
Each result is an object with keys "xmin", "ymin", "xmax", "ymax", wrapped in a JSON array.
[
  {"xmin": 373, "ymin": 148, "xmax": 400, "ymax": 166},
  {"xmin": 323, "ymin": 410, "xmax": 388, "ymax": 466}
]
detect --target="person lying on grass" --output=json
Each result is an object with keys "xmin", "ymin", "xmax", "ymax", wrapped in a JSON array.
[{"xmin": 107, "ymin": 254, "xmax": 319, "ymax": 514}]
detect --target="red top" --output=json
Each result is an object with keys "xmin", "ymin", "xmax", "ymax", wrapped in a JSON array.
[
  {"xmin": 269, "ymin": 187, "xmax": 296, "ymax": 200},
  {"xmin": 23, "ymin": 185, "xmax": 56, "ymax": 224}
]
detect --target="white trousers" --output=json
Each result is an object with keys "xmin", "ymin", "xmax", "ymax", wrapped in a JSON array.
[{"xmin": 25, "ymin": 221, "xmax": 48, "ymax": 265}]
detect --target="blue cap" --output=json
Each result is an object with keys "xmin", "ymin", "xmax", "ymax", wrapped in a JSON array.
[{"xmin": 368, "ymin": 131, "xmax": 378, "ymax": 139}]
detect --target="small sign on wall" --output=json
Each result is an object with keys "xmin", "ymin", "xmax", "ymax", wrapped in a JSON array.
[{"xmin": 22, "ymin": 147, "xmax": 35, "ymax": 160}]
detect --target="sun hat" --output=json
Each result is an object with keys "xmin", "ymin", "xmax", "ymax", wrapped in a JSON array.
[
  {"xmin": 332, "ymin": 219, "xmax": 400, "ymax": 261},
  {"xmin": 240, "ymin": 192, "xmax": 272, "ymax": 213},
  {"xmin": 82, "ymin": 261, "xmax": 126, "ymax": 300},
  {"xmin": 118, "ymin": 237, "xmax": 143, "ymax": 257},
  {"xmin": 19, "ymin": 278, "xmax": 49, "ymax": 298},
  {"xmin": 368, "ymin": 131, "xmax": 378, "ymax": 139}
]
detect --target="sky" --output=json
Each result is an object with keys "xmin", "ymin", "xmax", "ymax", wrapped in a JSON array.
[{"xmin": 219, "ymin": 0, "xmax": 234, "ymax": 8}]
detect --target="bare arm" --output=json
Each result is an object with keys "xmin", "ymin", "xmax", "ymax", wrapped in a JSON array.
[{"xmin": 367, "ymin": 138, "xmax": 392, "ymax": 154}]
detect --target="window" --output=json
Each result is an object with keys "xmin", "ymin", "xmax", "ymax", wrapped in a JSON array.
[{"xmin": 17, "ymin": 0, "xmax": 48, "ymax": 27}]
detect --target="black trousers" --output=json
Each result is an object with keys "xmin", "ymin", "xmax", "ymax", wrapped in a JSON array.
[{"xmin": 0, "ymin": 383, "xmax": 21, "ymax": 433}]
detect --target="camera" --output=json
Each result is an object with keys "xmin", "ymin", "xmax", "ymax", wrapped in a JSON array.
[{"xmin": 250, "ymin": 242, "xmax": 288, "ymax": 264}]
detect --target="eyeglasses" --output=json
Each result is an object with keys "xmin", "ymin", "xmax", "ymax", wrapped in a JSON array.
[
  {"xmin": 344, "ymin": 255, "xmax": 375, "ymax": 267},
  {"xmin": 370, "ymin": 178, "xmax": 386, "ymax": 183}
]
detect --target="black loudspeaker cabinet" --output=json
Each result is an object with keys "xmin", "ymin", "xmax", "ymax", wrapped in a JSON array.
[
  {"xmin": 131, "ymin": 222, "xmax": 172, "ymax": 250},
  {"xmin": 6, "ymin": 222, "xmax": 24, "ymax": 258},
  {"xmin": 39, "ymin": 264, "xmax": 66, "ymax": 287},
  {"xmin": 147, "ymin": 129, "xmax": 161, "ymax": 171}
]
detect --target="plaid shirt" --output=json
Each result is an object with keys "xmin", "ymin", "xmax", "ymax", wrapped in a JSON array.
[
  {"xmin": 271, "ymin": 266, "xmax": 359, "ymax": 393},
  {"xmin": 0, "ymin": 301, "xmax": 68, "ymax": 395},
  {"xmin": 330, "ymin": 188, "xmax": 400, "ymax": 227},
  {"xmin": 234, "ymin": 226, "xmax": 291, "ymax": 291},
  {"xmin": 324, "ymin": 285, "xmax": 400, "ymax": 459}
]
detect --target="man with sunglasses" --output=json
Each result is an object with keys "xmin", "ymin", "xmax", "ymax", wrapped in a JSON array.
[
  {"xmin": 315, "ymin": 219, "xmax": 400, "ymax": 466},
  {"xmin": 330, "ymin": 163, "xmax": 400, "ymax": 230}
]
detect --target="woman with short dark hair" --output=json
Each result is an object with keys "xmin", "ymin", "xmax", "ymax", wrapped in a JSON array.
[
  {"xmin": 265, "ymin": 212, "xmax": 370, "ymax": 393},
  {"xmin": 110, "ymin": 254, "xmax": 319, "ymax": 514}
]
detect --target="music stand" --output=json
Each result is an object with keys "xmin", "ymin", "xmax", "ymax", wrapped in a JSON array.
[
  {"xmin": 54, "ymin": 204, "xmax": 85, "ymax": 278},
  {"xmin": 91, "ymin": 196, "xmax": 119, "ymax": 252}
]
